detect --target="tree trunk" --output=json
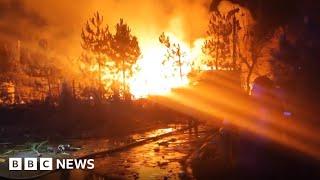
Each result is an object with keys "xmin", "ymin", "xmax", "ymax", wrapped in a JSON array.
[
  {"xmin": 215, "ymin": 30, "xmax": 220, "ymax": 70},
  {"xmin": 122, "ymin": 59, "xmax": 126, "ymax": 94},
  {"xmin": 47, "ymin": 75, "xmax": 52, "ymax": 97},
  {"xmin": 98, "ymin": 63, "xmax": 101, "ymax": 86},
  {"xmin": 215, "ymin": 49, "xmax": 219, "ymax": 70},
  {"xmin": 246, "ymin": 55, "xmax": 258, "ymax": 94},
  {"xmin": 178, "ymin": 54, "xmax": 183, "ymax": 81},
  {"xmin": 98, "ymin": 62, "xmax": 103, "ymax": 100},
  {"xmin": 247, "ymin": 50, "xmax": 259, "ymax": 93},
  {"xmin": 232, "ymin": 16, "xmax": 237, "ymax": 69},
  {"xmin": 246, "ymin": 66, "xmax": 253, "ymax": 94}
]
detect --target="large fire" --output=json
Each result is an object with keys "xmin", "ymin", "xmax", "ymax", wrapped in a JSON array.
[{"xmin": 128, "ymin": 33, "xmax": 205, "ymax": 98}]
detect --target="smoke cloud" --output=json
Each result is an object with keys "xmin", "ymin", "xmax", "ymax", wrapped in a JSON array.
[{"xmin": 0, "ymin": 0, "xmax": 212, "ymax": 58}]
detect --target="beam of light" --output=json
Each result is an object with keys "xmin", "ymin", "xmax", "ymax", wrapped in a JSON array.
[
  {"xmin": 188, "ymin": 72, "xmax": 320, "ymax": 145},
  {"xmin": 150, "ymin": 73, "xmax": 320, "ymax": 160}
]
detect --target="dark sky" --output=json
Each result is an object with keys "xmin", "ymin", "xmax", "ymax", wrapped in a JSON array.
[{"xmin": 212, "ymin": 0, "xmax": 320, "ymax": 30}]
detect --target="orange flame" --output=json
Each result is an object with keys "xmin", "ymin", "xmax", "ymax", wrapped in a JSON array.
[{"xmin": 129, "ymin": 33, "xmax": 205, "ymax": 98}]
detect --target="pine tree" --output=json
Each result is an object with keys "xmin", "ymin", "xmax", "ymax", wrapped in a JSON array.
[
  {"xmin": 81, "ymin": 12, "xmax": 112, "ymax": 97},
  {"xmin": 109, "ymin": 19, "xmax": 141, "ymax": 98},
  {"xmin": 203, "ymin": 9, "xmax": 240, "ymax": 70},
  {"xmin": 159, "ymin": 32, "xmax": 186, "ymax": 81}
]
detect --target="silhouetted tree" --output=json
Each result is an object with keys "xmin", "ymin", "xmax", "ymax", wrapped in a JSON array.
[
  {"xmin": 60, "ymin": 81, "xmax": 73, "ymax": 108},
  {"xmin": 271, "ymin": 18, "xmax": 320, "ymax": 109},
  {"xmin": 0, "ymin": 41, "xmax": 29, "ymax": 103},
  {"xmin": 109, "ymin": 19, "xmax": 141, "ymax": 97},
  {"xmin": 0, "ymin": 43, "xmax": 14, "ymax": 81},
  {"xmin": 239, "ymin": 25, "xmax": 273, "ymax": 93},
  {"xmin": 230, "ymin": 8, "xmax": 241, "ymax": 69},
  {"xmin": 270, "ymin": 28, "xmax": 297, "ymax": 84},
  {"xmin": 78, "ymin": 52, "xmax": 100, "ymax": 88},
  {"xmin": 0, "ymin": 43, "xmax": 16, "ymax": 104},
  {"xmin": 81, "ymin": 12, "xmax": 112, "ymax": 97},
  {"xmin": 159, "ymin": 32, "xmax": 186, "ymax": 81},
  {"xmin": 110, "ymin": 80, "xmax": 120, "ymax": 102},
  {"xmin": 18, "ymin": 45, "xmax": 64, "ymax": 102},
  {"xmin": 203, "ymin": 9, "xmax": 240, "ymax": 70}
]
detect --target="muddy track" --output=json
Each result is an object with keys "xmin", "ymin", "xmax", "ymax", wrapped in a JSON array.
[
  {"xmin": 0, "ymin": 126, "xmax": 197, "ymax": 179},
  {"xmin": 82, "ymin": 128, "xmax": 215, "ymax": 179},
  {"xmin": 80, "ymin": 126, "xmax": 194, "ymax": 159}
]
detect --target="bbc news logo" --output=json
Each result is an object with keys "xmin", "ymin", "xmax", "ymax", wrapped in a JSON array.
[{"xmin": 9, "ymin": 158, "xmax": 94, "ymax": 171}]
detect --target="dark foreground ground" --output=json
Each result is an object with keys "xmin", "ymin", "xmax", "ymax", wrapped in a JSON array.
[
  {"xmin": 1, "ymin": 101, "xmax": 320, "ymax": 179},
  {"xmin": 191, "ymin": 131, "xmax": 320, "ymax": 180},
  {"xmin": 0, "ymin": 101, "xmax": 183, "ymax": 141},
  {"xmin": 1, "ymin": 124, "xmax": 320, "ymax": 180},
  {"xmin": 0, "ymin": 124, "xmax": 208, "ymax": 179},
  {"xmin": 41, "ymin": 126, "xmax": 210, "ymax": 180}
]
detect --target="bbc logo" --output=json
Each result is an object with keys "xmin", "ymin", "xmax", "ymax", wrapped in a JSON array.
[{"xmin": 9, "ymin": 158, "xmax": 53, "ymax": 171}]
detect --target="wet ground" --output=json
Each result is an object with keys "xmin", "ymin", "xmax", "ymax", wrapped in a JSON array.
[
  {"xmin": 0, "ymin": 124, "xmax": 211, "ymax": 179},
  {"xmin": 42, "ymin": 126, "xmax": 209, "ymax": 180},
  {"xmin": 67, "ymin": 126, "xmax": 180, "ymax": 158}
]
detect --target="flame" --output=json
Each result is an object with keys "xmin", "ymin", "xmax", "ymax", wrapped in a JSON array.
[{"xmin": 128, "ymin": 33, "xmax": 205, "ymax": 98}]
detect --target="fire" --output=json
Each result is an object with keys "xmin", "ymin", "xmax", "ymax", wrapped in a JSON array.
[{"xmin": 128, "ymin": 33, "xmax": 205, "ymax": 98}]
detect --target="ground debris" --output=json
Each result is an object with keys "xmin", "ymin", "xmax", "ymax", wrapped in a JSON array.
[
  {"xmin": 0, "ymin": 158, "xmax": 5, "ymax": 163},
  {"xmin": 158, "ymin": 141, "xmax": 169, "ymax": 147},
  {"xmin": 157, "ymin": 161, "xmax": 169, "ymax": 167},
  {"xmin": 154, "ymin": 147, "xmax": 160, "ymax": 152}
]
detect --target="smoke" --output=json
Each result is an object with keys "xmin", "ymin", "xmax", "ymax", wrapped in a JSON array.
[
  {"xmin": 0, "ymin": 0, "xmax": 212, "ymax": 58},
  {"xmin": 0, "ymin": 0, "xmax": 46, "ymax": 42}
]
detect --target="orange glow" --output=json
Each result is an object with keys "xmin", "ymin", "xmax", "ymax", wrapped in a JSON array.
[
  {"xmin": 150, "ymin": 77, "xmax": 320, "ymax": 160},
  {"xmin": 128, "ymin": 33, "xmax": 205, "ymax": 98}
]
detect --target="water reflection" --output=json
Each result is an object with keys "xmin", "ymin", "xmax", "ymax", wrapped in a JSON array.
[{"xmin": 42, "ymin": 125, "xmax": 206, "ymax": 179}]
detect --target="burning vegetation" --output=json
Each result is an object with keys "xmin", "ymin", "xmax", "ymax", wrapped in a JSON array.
[
  {"xmin": 0, "ymin": 0, "xmax": 278, "ymax": 104},
  {"xmin": 1, "ymin": 1, "xmax": 320, "ymax": 179}
]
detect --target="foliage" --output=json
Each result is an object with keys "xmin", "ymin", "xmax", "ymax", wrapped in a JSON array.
[
  {"xmin": 239, "ymin": 24, "xmax": 274, "ymax": 93},
  {"xmin": 159, "ymin": 32, "xmax": 187, "ymax": 80},
  {"xmin": 81, "ymin": 12, "xmax": 112, "ymax": 63},
  {"xmin": 0, "ymin": 40, "xmax": 65, "ymax": 103},
  {"xmin": 270, "ymin": 28, "xmax": 298, "ymax": 84},
  {"xmin": 109, "ymin": 19, "xmax": 141, "ymax": 96},
  {"xmin": 203, "ymin": 7, "xmax": 277, "ymax": 93},
  {"xmin": 81, "ymin": 13, "xmax": 140, "ymax": 100},
  {"xmin": 271, "ymin": 23, "xmax": 320, "ymax": 96},
  {"xmin": 0, "ymin": 44, "xmax": 15, "ymax": 81},
  {"xmin": 202, "ymin": 8, "xmax": 241, "ymax": 70},
  {"xmin": 22, "ymin": 47, "xmax": 63, "ymax": 99},
  {"xmin": 81, "ymin": 12, "xmax": 112, "ymax": 99}
]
